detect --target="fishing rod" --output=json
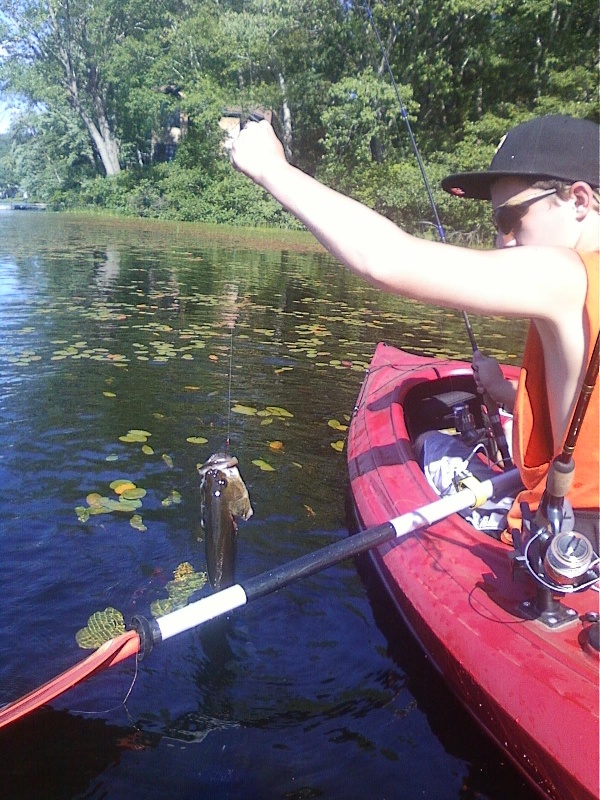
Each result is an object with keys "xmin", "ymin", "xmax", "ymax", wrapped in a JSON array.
[
  {"xmin": 514, "ymin": 332, "xmax": 599, "ymax": 615},
  {"xmin": 535, "ymin": 331, "xmax": 599, "ymax": 533},
  {"xmin": 363, "ymin": 0, "xmax": 512, "ymax": 469}
]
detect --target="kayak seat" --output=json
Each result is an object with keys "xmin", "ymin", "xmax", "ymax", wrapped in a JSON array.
[{"xmin": 403, "ymin": 377, "xmax": 483, "ymax": 440}]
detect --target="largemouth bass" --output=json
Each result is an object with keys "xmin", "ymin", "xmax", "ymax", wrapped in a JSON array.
[{"xmin": 198, "ymin": 453, "xmax": 253, "ymax": 590}]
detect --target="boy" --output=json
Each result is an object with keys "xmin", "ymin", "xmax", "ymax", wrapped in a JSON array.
[{"xmin": 231, "ymin": 115, "xmax": 599, "ymax": 539}]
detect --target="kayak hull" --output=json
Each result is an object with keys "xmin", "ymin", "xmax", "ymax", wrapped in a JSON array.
[{"xmin": 347, "ymin": 343, "xmax": 599, "ymax": 800}]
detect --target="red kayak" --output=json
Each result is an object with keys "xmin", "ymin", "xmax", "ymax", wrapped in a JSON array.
[{"xmin": 347, "ymin": 343, "xmax": 599, "ymax": 800}]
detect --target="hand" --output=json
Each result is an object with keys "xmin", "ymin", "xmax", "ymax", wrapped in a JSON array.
[
  {"xmin": 472, "ymin": 350, "xmax": 504, "ymax": 396},
  {"xmin": 230, "ymin": 120, "xmax": 288, "ymax": 187},
  {"xmin": 472, "ymin": 350, "xmax": 516, "ymax": 411}
]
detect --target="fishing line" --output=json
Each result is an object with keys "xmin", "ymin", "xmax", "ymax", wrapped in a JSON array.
[
  {"xmin": 225, "ymin": 324, "xmax": 234, "ymax": 452},
  {"xmin": 363, "ymin": 0, "xmax": 446, "ymax": 244},
  {"xmin": 69, "ymin": 651, "xmax": 139, "ymax": 717},
  {"xmin": 363, "ymin": 1, "xmax": 516, "ymax": 470},
  {"xmin": 363, "ymin": 0, "xmax": 478, "ymax": 352}
]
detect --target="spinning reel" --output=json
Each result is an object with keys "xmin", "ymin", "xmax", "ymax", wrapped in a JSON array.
[{"xmin": 513, "ymin": 459, "xmax": 600, "ymax": 633}]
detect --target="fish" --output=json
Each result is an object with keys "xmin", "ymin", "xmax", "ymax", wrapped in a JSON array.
[{"xmin": 198, "ymin": 453, "xmax": 253, "ymax": 590}]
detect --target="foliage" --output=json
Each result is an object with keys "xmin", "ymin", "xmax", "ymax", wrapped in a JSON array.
[{"xmin": 0, "ymin": 0, "xmax": 597, "ymax": 232}]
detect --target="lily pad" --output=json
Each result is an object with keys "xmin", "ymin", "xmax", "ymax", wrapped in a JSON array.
[
  {"xmin": 231, "ymin": 404, "xmax": 257, "ymax": 415},
  {"xmin": 186, "ymin": 436, "xmax": 208, "ymax": 444},
  {"xmin": 76, "ymin": 607, "xmax": 125, "ymax": 650},
  {"xmin": 252, "ymin": 459, "xmax": 275, "ymax": 472},
  {"xmin": 110, "ymin": 479, "xmax": 136, "ymax": 494},
  {"xmin": 75, "ymin": 506, "xmax": 90, "ymax": 522},
  {"xmin": 265, "ymin": 406, "xmax": 294, "ymax": 418},
  {"xmin": 162, "ymin": 489, "xmax": 182, "ymax": 506},
  {"xmin": 328, "ymin": 419, "xmax": 348, "ymax": 432},
  {"xmin": 150, "ymin": 563, "xmax": 207, "ymax": 618},
  {"xmin": 121, "ymin": 487, "xmax": 147, "ymax": 500}
]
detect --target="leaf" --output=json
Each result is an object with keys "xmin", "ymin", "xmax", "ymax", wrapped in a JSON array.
[
  {"xmin": 103, "ymin": 391, "xmax": 116, "ymax": 398},
  {"xmin": 120, "ymin": 431, "xmax": 149, "ymax": 443},
  {"xmin": 110, "ymin": 479, "xmax": 136, "ymax": 494},
  {"xmin": 268, "ymin": 440, "xmax": 283, "ymax": 451},
  {"xmin": 162, "ymin": 454, "xmax": 174, "ymax": 468},
  {"xmin": 252, "ymin": 459, "xmax": 275, "ymax": 471},
  {"xmin": 130, "ymin": 514, "xmax": 147, "ymax": 531},
  {"xmin": 330, "ymin": 440, "xmax": 345, "ymax": 452},
  {"xmin": 121, "ymin": 487, "xmax": 146, "ymax": 500},
  {"xmin": 328, "ymin": 419, "xmax": 348, "ymax": 431},
  {"xmin": 162, "ymin": 489, "xmax": 182, "ymax": 506},
  {"xmin": 150, "ymin": 563, "xmax": 207, "ymax": 618},
  {"xmin": 231, "ymin": 404, "xmax": 257, "ymax": 415},
  {"xmin": 186, "ymin": 436, "xmax": 208, "ymax": 444},
  {"xmin": 76, "ymin": 607, "xmax": 125, "ymax": 649},
  {"xmin": 75, "ymin": 505, "xmax": 90, "ymax": 522},
  {"xmin": 142, "ymin": 444, "xmax": 154, "ymax": 455},
  {"xmin": 265, "ymin": 406, "xmax": 293, "ymax": 418}
]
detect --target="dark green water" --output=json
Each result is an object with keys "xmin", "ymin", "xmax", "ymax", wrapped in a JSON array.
[{"xmin": 0, "ymin": 212, "xmax": 533, "ymax": 800}]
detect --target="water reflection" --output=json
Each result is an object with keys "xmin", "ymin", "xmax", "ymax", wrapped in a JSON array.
[{"xmin": 94, "ymin": 246, "xmax": 122, "ymax": 294}]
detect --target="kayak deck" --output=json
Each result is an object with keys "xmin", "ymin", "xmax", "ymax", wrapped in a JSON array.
[{"xmin": 347, "ymin": 343, "xmax": 599, "ymax": 800}]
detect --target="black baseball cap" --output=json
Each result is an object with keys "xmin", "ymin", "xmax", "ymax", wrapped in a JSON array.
[{"xmin": 442, "ymin": 115, "xmax": 600, "ymax": 200}]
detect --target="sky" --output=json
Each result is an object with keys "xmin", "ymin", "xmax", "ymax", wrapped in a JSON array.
[{"xmin": 0, "ymin": 100, "xmax": 17, "ymax": 134}]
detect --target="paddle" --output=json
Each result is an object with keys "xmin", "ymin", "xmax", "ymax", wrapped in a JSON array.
[{"xmin": 0, "ymin": 467, "xmax": 522, "ymax": 730}]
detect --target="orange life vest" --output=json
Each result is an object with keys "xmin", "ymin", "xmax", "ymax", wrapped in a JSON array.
[{"xmin": 508, "ymin": 250, "xmax": 599, "ymax": 530}]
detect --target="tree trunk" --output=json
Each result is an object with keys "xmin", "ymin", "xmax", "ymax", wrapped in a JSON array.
[
  {"xmin": 278, "ymin": 72, "xmax": 293, "ymax": 160},
  {"xmin": 47, "ymin": 4, "xmax": 121, "ymax": 176},
  {"xmin": 80, "ymin": 109, "xmax": 121, "ymax": 176}
]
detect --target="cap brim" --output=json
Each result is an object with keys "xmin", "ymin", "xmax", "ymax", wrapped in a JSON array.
[{"xmin": 440, "ymin": 171, "xmax": 506, "ymax": 201}]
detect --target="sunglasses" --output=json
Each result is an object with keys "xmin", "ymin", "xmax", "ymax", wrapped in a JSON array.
[{"xmin": 492, "ymin": 188, "xmax": 557, "ymax": 235}]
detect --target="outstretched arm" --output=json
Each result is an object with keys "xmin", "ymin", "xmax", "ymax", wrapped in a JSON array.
[{"xmin": 230, "ymin": 121, "xmax": 585, "ymax": 321}]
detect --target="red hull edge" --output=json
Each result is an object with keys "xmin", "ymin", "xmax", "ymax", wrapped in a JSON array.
[{"xmin": 347, "ymin": 343, "xmax": 599, "ymax": 800}]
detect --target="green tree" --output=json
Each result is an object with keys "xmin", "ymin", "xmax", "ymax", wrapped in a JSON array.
[{"xmin": 0, "ymin": 0, "xmax": 181, "ymax": 175}]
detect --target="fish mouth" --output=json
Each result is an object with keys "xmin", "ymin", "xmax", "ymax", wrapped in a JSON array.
[{"xmin": 197, "ymin": 452, "xmax": 239, "ymax": 477}]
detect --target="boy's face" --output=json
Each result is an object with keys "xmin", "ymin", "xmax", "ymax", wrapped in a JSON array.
[{"xmin": 491, "ymin": 177, "xmax": 573, "ymax": 248}]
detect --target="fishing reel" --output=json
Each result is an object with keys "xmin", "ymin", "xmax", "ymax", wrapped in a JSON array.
[
  {"xmin": 513, "ymin": 496, "xmax": 600, "ymax": 630},
  {"xmin": 518, "ymin": 513, "xmax": 599, "ymax": 594},
  {"xmin": 452, "ymin": 401, "xmax": 504, "ymax": 466}
]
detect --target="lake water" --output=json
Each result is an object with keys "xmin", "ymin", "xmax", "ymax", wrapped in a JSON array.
[{"xmin": 0, "ymin": 212, "xmax": 534, "ymax": 800}]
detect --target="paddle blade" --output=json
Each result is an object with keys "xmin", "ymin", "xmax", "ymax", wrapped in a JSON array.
[{"xmin": 0, "ymin": 629, "xmax": 140, "ymax": 729}]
